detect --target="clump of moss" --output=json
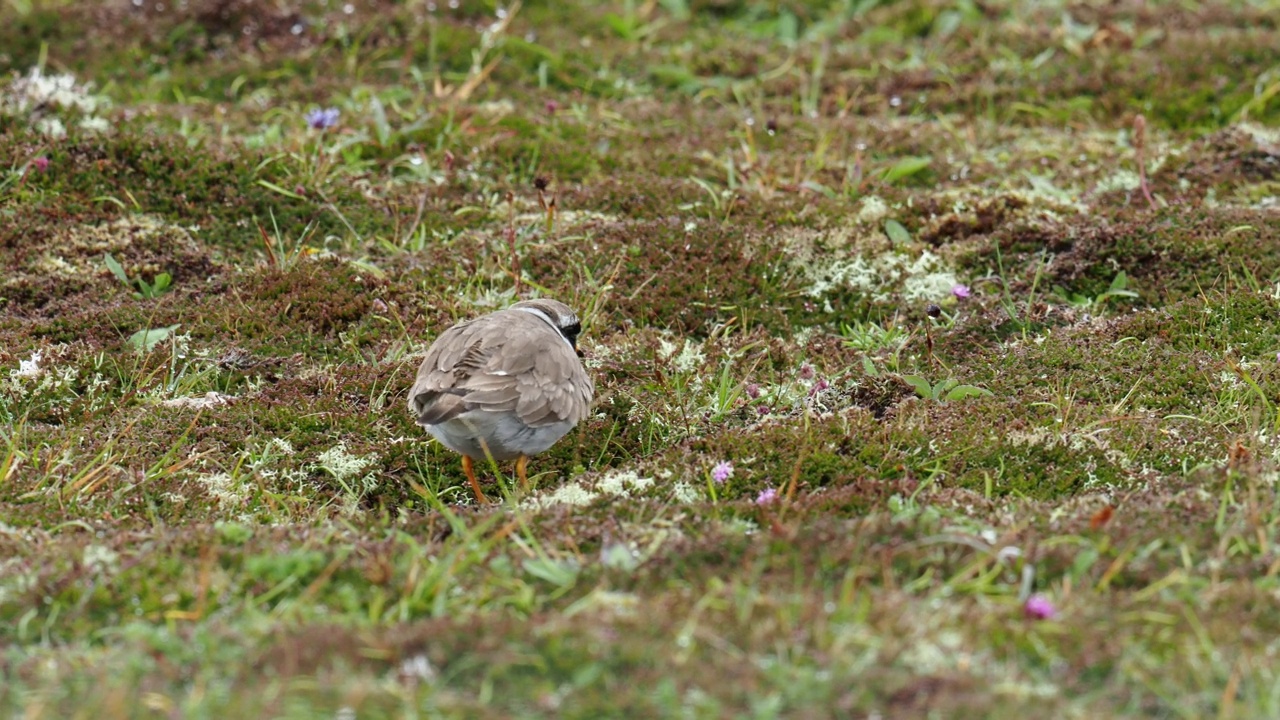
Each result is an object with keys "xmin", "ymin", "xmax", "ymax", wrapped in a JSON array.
[
  {"xmin": 1, "ymin": 213, "xmax": 219, "ymax": 315},
  {"xmin": 948, "ymin": 204, "xmax": 1280, "ymax": 308},
  {"xmin": 177, "ymin": 259, "xmax": 382, "ymax": 355},
  {"xmin": 531, "ymin": 217, "xmax": 797, "ymax": 336},
  {"xmin": 0, "ymin": 129, "xmax": 385, "ymax": 254}
]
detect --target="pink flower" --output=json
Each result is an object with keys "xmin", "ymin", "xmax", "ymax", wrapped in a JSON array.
[
  {"xmin": 951, "ymin": 284, "xmax": 971, "ymax": 299},
  {"xmin": 711, "ymin": 461, "xmax": 733, "ymax": 484},
  {"xmin": 32, "ymin": 156, "xmax": 49, "ymax": 172},
  {"xmin": 755, "ymin": 487, "xmax": 778, "ymax": 506},
  {"xmin": 1023, "ymin": 594, "xmax": 1055, "ymax": 620}
]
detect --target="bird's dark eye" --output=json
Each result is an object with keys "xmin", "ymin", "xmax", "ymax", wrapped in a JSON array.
[{"xmin": 561, "ymin": 322, "xmax": 581, "ymax": 347}]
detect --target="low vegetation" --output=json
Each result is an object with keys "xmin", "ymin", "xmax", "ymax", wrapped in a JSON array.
[{"xmin": 2, "ymin": 0, "xmax": 1280, "ymax": 716}]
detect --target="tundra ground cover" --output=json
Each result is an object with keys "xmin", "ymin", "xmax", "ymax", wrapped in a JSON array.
[{"xmin": 2, "ymin": 0, "xmax": 1280, "ymax": 716}]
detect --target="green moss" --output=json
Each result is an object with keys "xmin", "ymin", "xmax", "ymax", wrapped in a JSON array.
[
  {"xmin": 0, "ymin": 8, "xmax": 72, "ymax": 71},
  {"xmin": 957, "ymin": 206, "xmax": 1280, "ymax": 307},
  {"xmin": 7, "ymin": 1, "xmax": 1280, "ymax": 716},
  {"xmin": 1, "ymin": 129, "xmax": 388, "ymax": 254},
  {"xmin": 486, "ymin": 113, "xmax": 605, "ymax": 182},
  {"xmin": 533, "ymin": 218, "xmax": 799, "ymax": 336}
]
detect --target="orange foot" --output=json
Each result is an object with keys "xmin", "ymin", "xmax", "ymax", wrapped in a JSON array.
[
  {"xmin": 515, "ymin": 455, "xmax": 530, "ymax": 492},
  {"xmin": 461, "ymin": 455, "xmax": 490, "ymax": 504}
]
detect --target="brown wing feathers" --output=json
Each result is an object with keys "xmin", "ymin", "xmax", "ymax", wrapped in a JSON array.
[{"xmin": 409, "ymin": 310, "xmax": 590, "ymax": 428}]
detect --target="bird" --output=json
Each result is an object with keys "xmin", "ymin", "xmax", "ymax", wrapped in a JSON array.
[{"xmin": 407, "ymin": 299, "xmax": 594, "ymax": 502}]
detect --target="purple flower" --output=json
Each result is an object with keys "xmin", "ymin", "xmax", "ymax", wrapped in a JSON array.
[
  {"xmin": 711, "ymin": 460, "xmax": 733, "ymax": 484},
  {"xmin": 745, "ymin": 383, "xmax": 761, "ymax": 399},
  {"xmin": 799, "ymin": 364, "xmax": 815, "ymax": 380},
  {"xmin": 1023, "ymin": 594, "xmax": 1055, "ymax": 620},
  {"xmin": 952, "ymin": 283, "xmax": 971, "ymax": 299},
  {"xmin": 32, "ymin": 156, "xmax": 49, "ymax": 172},
  {"xmin": 755, "ymin": 487, "xmax": 778, "ymax": 506},
  {"xmin": 305, "ymin": 107, "xmax": 340, "ymax": 130}
]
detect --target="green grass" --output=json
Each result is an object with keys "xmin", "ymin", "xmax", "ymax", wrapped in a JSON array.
[{"xmin": 3, "ymin": 0, "xmax": 1280, "ymax": 716}]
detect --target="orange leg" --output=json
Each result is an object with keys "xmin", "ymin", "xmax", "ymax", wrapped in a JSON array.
[
  {"xmin": 461, "ymin": 456, "xmax": 489, "ymax": 503},
  {"xmin": 515, "ymin": 455, "xmax": 530, "ymax": 492}
]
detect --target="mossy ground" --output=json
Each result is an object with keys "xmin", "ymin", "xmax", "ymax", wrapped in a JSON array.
[{"xmin": 2, "ymin": 0, "xmax": 1280, "ymax": 716}]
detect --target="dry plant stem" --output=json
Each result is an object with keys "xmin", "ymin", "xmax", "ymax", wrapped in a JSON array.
[
  {"xmin": 257, "ymin": 223, "xmax": 278, "ymax": 268},
  {"xmin": 403, "ymin": 182, "xmax": 431, "ymax": 245},
  {"xmin": 538, "ymin": 189, "xmax": 557, "ymax": 236},
  {"xmin": 782, "ymin": 414, "xmax": 811, "ymax": 504},
  {"xmin": 1134, "ymin": 114, "xmax": 1156, "ymax": 210},
  {"xmin": 506, "ymin": 190, "xmax": 522, "ymax": 295},
  {"xmin": 445, "ymin": 2, "xmax": 517, "ymax": 102},
  {"xmin": 851, "ymin": 144, "xmax": 864, "ymax": 189}
]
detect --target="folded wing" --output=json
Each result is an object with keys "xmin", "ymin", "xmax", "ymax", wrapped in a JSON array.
[{"xmin": 408, "ymin": 311, "xmax": 593, "ymax": 428}]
